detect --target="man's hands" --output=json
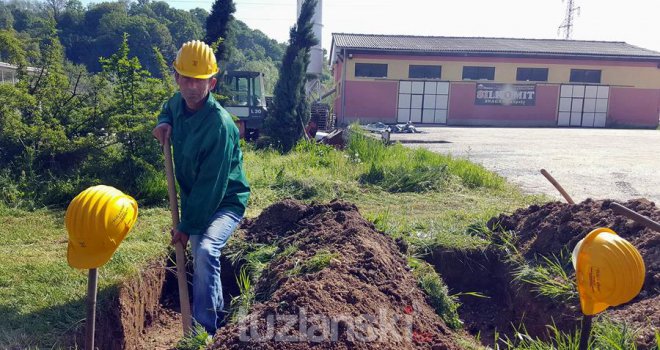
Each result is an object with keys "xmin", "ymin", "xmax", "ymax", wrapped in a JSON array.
[
  {"xmin": 152, "ymin": 123, "xmax": 172, "ymax": 146},
  {"xmin": 171, "ymin": 228, "xmax": 189, "ymax": 248}
]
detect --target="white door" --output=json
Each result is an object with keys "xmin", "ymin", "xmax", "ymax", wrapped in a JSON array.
[
  {"xmin": 558, "ymin": 84, "xmax": 609, "ymax": 128},
  {"xmin": 398, "ymin": 80, "xmax": 449, "ymax": 124}
]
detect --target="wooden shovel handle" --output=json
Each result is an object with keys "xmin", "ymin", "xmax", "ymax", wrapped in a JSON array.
[
  {"xmin": 540, "ymin": 169, "xmax": 575, "ymax": 204},
  {"xmin": 163, "ymin": 139, "xmax": 193, "ymax": 336},
  {"xmin": 611, "ymin": 202, "xmax": 660, "ymax": 233}
]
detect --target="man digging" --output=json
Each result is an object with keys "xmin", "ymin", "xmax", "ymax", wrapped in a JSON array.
[{"xmin": 152, "ymin": 40, "xmax": 250, "ymax": 335}]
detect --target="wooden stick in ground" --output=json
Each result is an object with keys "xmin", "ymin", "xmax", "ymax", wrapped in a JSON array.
[
  {"xmin": 540, "ymin": 169, "xmax": 575, "ymax": 204},
  {"xmin": 85, "ymin": 268, "xmax": 98, "ymax": 350},
  {"xmin": 611, "ymin": 202, "xmax": 660, "ymax": 233},
  {"xmin": 579, "ymin": 314, "xmax": 593, "ymax": 350},
  {"xmin": 163, "ymin": 139, "xmax": 193, "ymax": 336}
]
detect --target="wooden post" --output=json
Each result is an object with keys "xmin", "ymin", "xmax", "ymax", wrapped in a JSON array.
[
  {"xmin": 86, "ymin": 268, "xmax": 98, "ymax": 350},
  {"xmin": 579, "ymin": 315, "xmax": 593, "ymax": 350}
]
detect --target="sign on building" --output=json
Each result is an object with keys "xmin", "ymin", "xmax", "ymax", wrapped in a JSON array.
[{"xmin": 475, "ymin": 83, "xmax": 536, "ymax": 106}]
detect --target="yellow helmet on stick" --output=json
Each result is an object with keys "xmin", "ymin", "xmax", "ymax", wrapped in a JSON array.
[
  {"xmin": 572, "ymin": 227, "xmax": 645, "ymax": 315},
  {"xmin": 173, "ymin": 40, "xmax": 218, "ymax": 79},
  {"xmin": 65, "ymin": 185, "xmax": 138, "ymax": 269}
]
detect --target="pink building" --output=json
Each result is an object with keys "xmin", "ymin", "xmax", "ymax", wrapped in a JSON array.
[{"xmin": 329, "ymin": 34, "xmax": 660, "ymax": 128}]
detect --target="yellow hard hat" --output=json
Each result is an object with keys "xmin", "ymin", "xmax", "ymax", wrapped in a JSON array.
[
  {"xmin": 172, "ymin": 40, "xmax": 218, "ymax": 79},
  {"xmin": 572, "ymin": 228, "xmax": 645, "ymax": 315},
  {"xmin": 65, "ymin": 185, "xmax": 138, "ymax": 269}
]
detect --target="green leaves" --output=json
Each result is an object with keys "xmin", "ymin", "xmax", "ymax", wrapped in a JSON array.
[{"xmin": 261, "ymin": 0, "xmax": 318, "ymax": 152}]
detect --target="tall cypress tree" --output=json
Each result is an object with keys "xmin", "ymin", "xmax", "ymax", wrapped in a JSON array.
[
  {"xmin": 262, "ymin": 0, "xmax": 318, "ymax": 152},
  {"xmin": 205, "ymin": 0, "xmax": 235, "ymax": 65}
]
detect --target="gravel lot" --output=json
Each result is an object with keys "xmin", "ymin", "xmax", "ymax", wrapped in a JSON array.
[{"xmin": 391, "ymin": 127, "xmax": 660, "ymax": 204}]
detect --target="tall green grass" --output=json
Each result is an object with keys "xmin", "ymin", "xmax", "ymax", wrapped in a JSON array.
[
  {"xmin": 347, "ymin": 130, "xmax": 506, "ymax": 192},
  {"xmin": 493, "ymin": 316, "xmax": 645, "ymax": 350},
  {"xmin": 408, "ymin": 257, "xmax": 463, "ymax": 329}
]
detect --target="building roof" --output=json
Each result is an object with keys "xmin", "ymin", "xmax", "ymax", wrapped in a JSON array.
[{"xmin": 331, "ymin": 33, "xmax": 660, "ymax": 62}]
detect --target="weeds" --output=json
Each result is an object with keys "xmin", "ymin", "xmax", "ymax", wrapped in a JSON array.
[
  {"xmin": 289, "ymin": 250, "xmax": 339, "ymax": 276},
  {"xmin": 175, "ymin": 323, "xmax": 210, "ymax": 350},
  {"xmin": 228, "ymin": 266, "xmax": 255, "ymax": 323},
  {"xmin": 493, "ymin": 316, "xmax": 642, "ymax": 350},
  {"xmin": 225, "ymin": 241, "xmax": 277, "ymax": 281},
  {"xmin": 512, "ymin": 250, "xmax": 577, "ymax": 302},
  {"xmin": 359, "ymin": 162, "xmax": 448, "ymax": 193},
  {"xmin": 592, "ymin": 317, "xmax": 639, "ymax": 350},
  {"xmin": 494, "ymin": 322, "xmax": 581, "ymax": 350},
  {"xmin": 407, "ymin": 257, "xmax": 463, "ymax": 329}
]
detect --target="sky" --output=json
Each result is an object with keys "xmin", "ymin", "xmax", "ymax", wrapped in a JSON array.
[{"xmin": 86, "ymin": 0, "xmax": 660, "ymax": 54}]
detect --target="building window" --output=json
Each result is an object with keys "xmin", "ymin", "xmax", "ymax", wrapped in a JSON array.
[
  {"xmin": 462, "ymin": 66, "xmax": 495, "ymax": 80},
  {"xmin": 570, "ymin": 69, "xmax": 601, "ymax": 83},
  {"xmin": 409, "ymin": 65, "xmax": 442, "ymax": 79},
  {"xmin": 355, "ymin": 63, "xmax": 388, "ymax": 78},
  {"xmin": 517, "ymin": 67, "xmax": 549, "ymax": 81}
]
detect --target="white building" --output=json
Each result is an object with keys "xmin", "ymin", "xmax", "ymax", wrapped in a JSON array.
[{"xmin": 0, "ymin": 61, "xmax": 40, "ymax": 84}]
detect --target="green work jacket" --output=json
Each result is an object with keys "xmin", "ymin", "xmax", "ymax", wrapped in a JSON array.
[{"xmin": 158, "ymin": 92, "xmax": 250, "ymax": 235}]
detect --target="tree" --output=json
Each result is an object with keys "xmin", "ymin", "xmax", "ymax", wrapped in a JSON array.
[
  {"xmin": 205, "ymin": 0, "xmax": 235, "ymax": 65},
  {"xmin": 189, "ymin": 7, "xmax": 208, "ymax": 33},
  {"xmin": 43, "ymin": 0, "xmax": 67, "ymax": 22},
  {"xmin": 0, "ymin": 29, "xmax": 27, "ymax": 67},
  {"xmin": 261, "ymin": 0, "xmax": 318, "ymax": 152},
  {"xmin": 0, "ymin": 4, "xmax": 14, "ymax": 30}
]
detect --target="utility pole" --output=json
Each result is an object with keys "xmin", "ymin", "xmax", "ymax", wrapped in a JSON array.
[{"xmin": 558, "ymin": 0, "xmax": 580, "ymax": 39}]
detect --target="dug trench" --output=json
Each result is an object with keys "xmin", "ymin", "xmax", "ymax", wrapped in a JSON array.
[
  {"xmin": 61, "ymin": 242, "xmax": 241, "ymax": 348},
  {"xmin": 69, "ymin": 198, "xmax": 658, "ymax": 349},
  {"xmin": 71, "ymin": 198, "xmax": 461, "ymax": 349},
  {"xmin": 430, "ymin": 198, "xmax": 659, "ymax": 349}
]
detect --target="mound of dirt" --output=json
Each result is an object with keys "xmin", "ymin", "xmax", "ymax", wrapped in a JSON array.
[
  {"xmin": 488, "ymin": 198, "xmax": 659, "ymax": 296},
  {"xmin": 211, "ymin": 199, "xmax": 459, "ymax": 350},
  {"xmin": 486, "ymin": 198, "xmax": 660, "ymax": 348}
]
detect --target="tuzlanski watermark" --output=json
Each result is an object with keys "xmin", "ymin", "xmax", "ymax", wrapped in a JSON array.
[{"xmin": 236, "ymin": 307, "xmax": 414, "ymax": 343}]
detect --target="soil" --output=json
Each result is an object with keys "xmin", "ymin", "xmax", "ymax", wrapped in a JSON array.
[
  {"xmin": 66, "ymin": 260, "xmax": 168, "ymax": 349},
  {"xmin": 210, "ymin": 199, "xmax": 460, "ymax": 349},
  {"xmin": 137, "ymin": 308, "xmax": 182, "ymax": 350},
  {"xmin": 431, "ymin": 198, "xmax": 659, "ymax": 349}
]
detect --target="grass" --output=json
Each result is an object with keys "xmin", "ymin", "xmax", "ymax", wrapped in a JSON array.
[
  {"xmin": 288, "ymin": 249, "xmax": 339, "ymax": 276},
  {"xmin": 1, "ymin": 130, "xmax": 542, "ymax": 348},
  {"xmin": 228, "ymin": 266, "xmax": 255, "ymax": 323},
  {"xmin": 512, "ymin": 250, "xmax": 578, "ymax": 303},
  {"xmin": 408, "ymin": 257, "xmax": 463, "ymax": 330},
  {"xmin": 0, "ymin": 205, "xmax": 170, "ymax": 349},
  {"xmin": 492, "ymin": 316, "xmax": 648, "ymax": 350},
  {"xmin": 174, "ymin": 323, "xmax": 210, "ymax": 350}
]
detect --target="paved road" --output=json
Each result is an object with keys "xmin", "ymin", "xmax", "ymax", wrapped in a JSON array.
[{"xmin": 391, "ymin": 127, "xmax": 660, "ymax": 204}]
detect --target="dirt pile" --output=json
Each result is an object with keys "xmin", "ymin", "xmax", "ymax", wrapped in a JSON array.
[
  {"xmin": 489, "ymin": 198, "xmax": 659, "ymax": 294},
  {"xmin": 211, "ymin": 199, "xmax": 459, "ymax": 350},
  {"xmin": 487, "ymin": 198, "xmax": 659, "ymax": 348}
]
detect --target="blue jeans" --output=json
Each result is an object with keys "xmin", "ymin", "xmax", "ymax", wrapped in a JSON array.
[{"xmin": 189, "ymin": 209, "xmax": 242, "ymax": 334}]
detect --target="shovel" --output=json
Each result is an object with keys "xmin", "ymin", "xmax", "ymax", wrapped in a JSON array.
[
  {"xmin": 540, "ymin": 169, "xmax": 575, "ymax": 204},
  {"xmin": 539, "ymin": 169, "xmax": 590, "ymax": 349},
  {"xmin": 163, "ymin": 138, "xmax": 193, "ymax": 335},
  {"xmin": 610, "ymin": 202, "xmax": 660, "ymax": 233}
]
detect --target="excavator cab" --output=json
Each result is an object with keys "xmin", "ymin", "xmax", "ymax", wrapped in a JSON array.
[{"xmin": 220, "ymin": 71, "xmax": 267, "ymax": 138}]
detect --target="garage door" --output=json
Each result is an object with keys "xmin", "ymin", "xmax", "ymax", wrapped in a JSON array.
[
  {"xmin": 557, "ymin": 85, "xmax": 609, "ymax": 127},
  {"xmin": 397, "ymin": 81, "xmax": 449, "ymax": 124}
]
